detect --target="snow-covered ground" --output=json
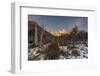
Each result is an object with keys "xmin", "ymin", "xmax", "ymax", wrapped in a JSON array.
[
  {"xmin": 59, "ymin": 44, "xmax": 88, "ymax": 59},
  {"xmin": 28, "ymin": 43, "xmax": 88, "ymax": 60}
]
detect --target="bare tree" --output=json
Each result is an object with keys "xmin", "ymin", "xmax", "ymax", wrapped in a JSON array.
[
  {"xmin": 40, "ymin": 24, "xmax": 47, "ymax": 47},
  {"xmin": 34, "ymin": 24, "xmax": 38, "ymax": 46},
  {"xmin": 70, "ymin": 25, "xmax": 79, "ymax": 47}
]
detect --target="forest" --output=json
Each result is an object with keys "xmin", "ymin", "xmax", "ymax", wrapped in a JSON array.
[{"xmin": 28, "ymin": 20, "xmax": 88, "ymax": 60}]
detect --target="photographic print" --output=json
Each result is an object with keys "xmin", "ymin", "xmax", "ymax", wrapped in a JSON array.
[
  {"xmin": 28, "ymin": 15, "xmax": 88, "ymax": 61},
  {"xmin": 11, "ymin": 2, "xmax": 96, "ymax": 73}
]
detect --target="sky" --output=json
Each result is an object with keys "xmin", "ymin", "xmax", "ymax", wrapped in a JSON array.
[{"xmin": 28, "ymin": 15, "xmax": 88, "ymax": 32}]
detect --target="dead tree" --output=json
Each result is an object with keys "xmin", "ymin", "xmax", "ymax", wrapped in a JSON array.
[
  {"xmin": 40, "ymin": 24, "xmax": 47, "ymax": 47},
  {"xmin": 34, "ymin": 24, "xmax": 38, "ymax": 46}
]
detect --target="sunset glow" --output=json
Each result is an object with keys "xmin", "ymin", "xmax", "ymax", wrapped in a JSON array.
[{"xmin": 50, "ymin": 28, "xmax": 69, "ymax": 36}]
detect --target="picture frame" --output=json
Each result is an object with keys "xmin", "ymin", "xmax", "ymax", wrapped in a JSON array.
[{"xmin": 11, "ymin": 2, "xmax": 96, "ymax": 74}]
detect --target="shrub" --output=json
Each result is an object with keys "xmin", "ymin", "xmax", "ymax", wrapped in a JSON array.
[{"xmin": 43, "ymin": 41, "xmax": 60, "ymax": 60}]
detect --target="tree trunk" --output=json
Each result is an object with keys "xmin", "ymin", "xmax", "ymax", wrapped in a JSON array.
[{"xmin": 34, "ymin": 24, "xmax": 38, "ymax": 46}]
